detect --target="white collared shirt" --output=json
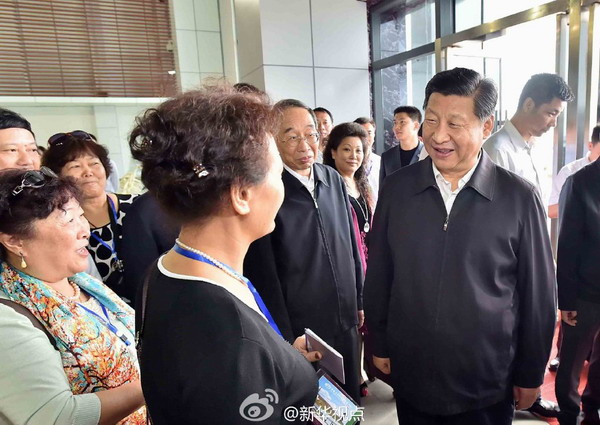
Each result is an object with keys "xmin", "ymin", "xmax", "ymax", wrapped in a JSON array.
[
  {"xmin": 432, "ymin": 153, "xmax": 481, "ymax": 214},
  {"xmin": 486, "ymin": 121, "xmax": 542, "ymax": 195},
  {"xmin": 366, "ymin": 153, "xmax": 381, "ymax": 205},
  {"xmin": 548, "ymin": 153, "xmax": 593, "ymax": 205},
  {"xmin": 283, "ymin": 163, "xmax": 315, "ymax": 198}
]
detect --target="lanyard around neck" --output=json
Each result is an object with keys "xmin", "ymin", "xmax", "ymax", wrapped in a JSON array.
[
  {"xmin": 172, "ymin": 243, "xmax": 283, "ymax": 338},
  {"xmin": 77, "ymin": 298, "xmax": 131, "ymax": 346},
  {"xmin": 89, "ymin": 196, "xmax": 120, "ymax": 260}
]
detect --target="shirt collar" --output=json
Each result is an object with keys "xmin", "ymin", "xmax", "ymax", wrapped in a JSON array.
[
  {"xmin": 283, "ymin": 163, "xmax": 314, "ymax": 185},
  {"xmin": 431, "ymin": 151, "xmax": 481, "ymax": 192},
  {"xmin": 504, "ymin": 120, "xmax": 531, "ymax": 151},
  {"xmin": 414, "ymin": 151, "xmax": 496, "ymax": 201}
]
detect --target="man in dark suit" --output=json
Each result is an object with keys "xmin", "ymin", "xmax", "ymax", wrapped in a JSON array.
[
  {"xmin": 379, "ymin": 105, "xmax": 424, "ymax": 187},
  {"xmin": 244, "ymin": 99, "xmax": 363, "ymax": 403},
  {"xmin": 556, "ymin": 156, "xmax": 600, "ymax": 425},
  {"xmin": 364, "ymin": 67, "xmax": 556, "ymax": 424}
]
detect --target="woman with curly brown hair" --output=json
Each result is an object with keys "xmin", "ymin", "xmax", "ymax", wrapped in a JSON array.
[{"xmin": 130, "ymin": 85, "xmax": 319, "ymax": 424}]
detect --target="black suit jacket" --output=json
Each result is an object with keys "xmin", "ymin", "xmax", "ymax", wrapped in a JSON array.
[
  {"xmin": 244, "ymin": 164, "xmax": 363, "ymax": 342},
  {"xmin": 364, "ymin": 152, "xmax": 556, "ymax": 415},
  {"xmin": 121, "ymin": 192, "xmax": 179, "ymax": 304},
  {"xmin": 557, "ymin": 158, "xmax": 600, "ymax": 310},
  {"xmin": 379, "ymin": 140, "xmax": 424, "ymax": 188}
]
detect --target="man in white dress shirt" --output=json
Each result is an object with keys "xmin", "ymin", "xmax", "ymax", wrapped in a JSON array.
[
  {"xmin": 483, "ymin": 73, "xmax": 574, "ymax": 419},
  {"xmin": 484, "ymin": 73, "xmax": 574, "ymax": 199},
  {"xmin": 548, "ymin": 125, "xmax": 600, "ymax": 219}
]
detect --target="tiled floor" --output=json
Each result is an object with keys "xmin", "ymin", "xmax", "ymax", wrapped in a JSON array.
[{"xmin": 361, "ymin": 379, "xmax": 548, "ymax": 424}]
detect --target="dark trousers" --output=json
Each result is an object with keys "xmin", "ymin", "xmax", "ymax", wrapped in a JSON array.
[
  {"xmin": 328, "ymin": 325, "xmax": 361, "ymax": 405},
  {"xmin": 395, "ymin": 396, "xmax": 514, "ymax": 425},
  {"xmin": 556, "ymin": 299, "xmax": 600, "ymax": 425}
]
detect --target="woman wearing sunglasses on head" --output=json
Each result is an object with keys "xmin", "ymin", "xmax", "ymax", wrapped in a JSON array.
[
  {"xmin": 42, "ymin": 132, "xmax": 138, "ymax": 303},
  {"xmin": 0, "ymin": 168, "xmax": 145, "ymax": 425}
]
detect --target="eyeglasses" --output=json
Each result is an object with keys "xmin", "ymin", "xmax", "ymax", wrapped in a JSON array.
[
  {"xmin": 48, "ymin": 130, "xmax": 96, "ymax": 147},
  {"xmin": 12, "ymin": 166, "xmax": 57, "ymax": 196},
  {"xmin": 280, "ymin": 132, "xmax": 320, "ymax": 148}
]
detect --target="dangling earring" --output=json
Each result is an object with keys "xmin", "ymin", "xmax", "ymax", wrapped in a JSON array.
[{"xmin": 19, "ymin": 252, "xmax": 27, "ymax": 269}]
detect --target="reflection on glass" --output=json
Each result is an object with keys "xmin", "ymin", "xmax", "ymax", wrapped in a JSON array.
[
  {"xmin": 381, "ymin": 54, "xmax": 435, "ymax": 150},
  {"xmin": 379, "ymin": 0, "xmax": 435, "ymax": 59}
]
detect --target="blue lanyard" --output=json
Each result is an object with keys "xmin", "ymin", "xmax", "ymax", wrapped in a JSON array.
[
  {"xmin": 78, "ymin": 299, "xmax": 131, "ymax": 346},
  {"xmin": 89, "ymin": 197, "xmax": 122, "ymax": 268},
  {"xmin": 172, "ymin": 243, "xmax": 283, "ymax": 338}
]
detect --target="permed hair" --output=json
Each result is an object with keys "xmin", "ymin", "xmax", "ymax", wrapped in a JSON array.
[
  {"xmin": 129, "ymin": 85, "xmax": 279, "ymax": 224},
  {"xmin": 0, "ymin": 169, "xmax": 81, "ymax": 260}
]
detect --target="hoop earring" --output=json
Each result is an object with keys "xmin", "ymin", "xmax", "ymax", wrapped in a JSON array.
[{"xmin": 19, "ymin": 252, "xmax": 27, "ymax": 269}]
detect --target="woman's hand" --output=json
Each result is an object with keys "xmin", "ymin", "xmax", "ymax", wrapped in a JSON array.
[{"xmin": 292, "ymin": 335, "xmax": 322, "ymax": 363}]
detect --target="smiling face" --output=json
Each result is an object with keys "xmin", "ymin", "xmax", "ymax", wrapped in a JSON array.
[
  {"xmin": 3, "ymin": 198, "xmax": 91, "ymax": 282},
  {"xmin": 0, "ymin": 128, "xmax": 39, "ymax": 171},
  {"xmin": 60, "ymin": 153, "xmax": 107, "ymax": 199},
  {"xmin": 523, "ymin": 97, "xmax": 565, "ymax": 137},
  {"xmin": 422, "ymin": 93, "xmax": 493, "ymax": 180},
  {"xmin": 331, "ymin": 136, "xmax": 364, "ymax": 178},
  {"xmin": 276, "ymin": 107, "xmax": 319, "ymax": 176}
]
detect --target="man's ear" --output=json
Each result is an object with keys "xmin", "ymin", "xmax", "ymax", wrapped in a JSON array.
[
  {"xmin": 523, "ymin": 97, "xmax": 535, "ymax": 112},
  {"xmin": 483, "ymin": 115, "xmax": 495, "ymax": 139},
  {"xmin": 413, "ymin": 120, "xmax": 420, "ymax": 132},
  {"xmin": 229, "ymin": 184, "xmax": 251, "ymax": 216},
  {"xmin": 0, "ymin": 233, "xmax": 25, "ymax": 257}
]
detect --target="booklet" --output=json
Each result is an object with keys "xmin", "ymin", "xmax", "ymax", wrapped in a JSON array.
[
  {"xmin": 312, "ymin": 370, "xmax": 362, "ymax": 425},
  {"xmin": 305, "ymin": 328, "xmax": 345, "ymax": 384}
]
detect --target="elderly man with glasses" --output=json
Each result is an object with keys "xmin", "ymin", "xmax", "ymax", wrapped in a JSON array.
[{"xmin": 244, "ymin": 99, "xmax": 364, "ymax": 403}]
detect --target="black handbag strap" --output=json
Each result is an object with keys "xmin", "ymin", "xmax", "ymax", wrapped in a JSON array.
[
  {"xmin": 135, "ymin": 260, "xmax": 159, "ymax": 362},
  {"xmin": 0, "ymin": 298, "xmax": 58, "ymax": 350}
]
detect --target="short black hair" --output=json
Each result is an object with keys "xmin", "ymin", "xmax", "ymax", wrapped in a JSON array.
[
  {"xmin": 393, "ymin": 106, "xmax": 422, "ymax": 123},
  {"xmin": 0, "ymin": 108, "xmax": 35, "ymax": 138},
  {"xmin": 275, "ymin": 99, "xmax": 318, "ymax": 127},
  {"xmin": 592, "ymin": 124, "xmax": 600, "ymax": 145},
  {"xmin": 518, "ymin": 73, "xmax": 574, "ymax": 109},
  {"xmin": 313, "ymin": 107, "xmax": 334, "ymax": 123},
  {"xmin": 354, "ymin": 117, "xmax": 375, "ymax": 127},
  {"xmin": 423, "ymin": 67, "xmax": 498, "ymax": 121}
]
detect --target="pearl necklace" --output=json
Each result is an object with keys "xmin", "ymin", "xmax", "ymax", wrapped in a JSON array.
[
  {"xmin": 68, "ymin": 281, "xmax": 81, "ymax": 301},
  {"xmin": 175, "ymin": 239, "xmax": 245, "ymax": 285}
]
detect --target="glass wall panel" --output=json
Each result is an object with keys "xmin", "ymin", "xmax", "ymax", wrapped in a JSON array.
[
  {"xmin": 379, "ymin": 0, "xmax": 435, "ymax": 59},
  {"xmin": 446, "ymin": 15, "xmax": 557, "ymax": 201},
  {"xmin": 455, "ymin": 0, "xmax": 482, "ymax": 32},
  {"xmin": 380, "ymin": 54, "xmax": 435, "ymax": 150},
  {"xmin": 484, "ymin": 0, "xmax": 552, "ymax": 22}
]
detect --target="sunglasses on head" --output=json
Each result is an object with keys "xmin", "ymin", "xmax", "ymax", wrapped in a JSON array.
[
  {"xmin": 48, "ymin": 130, "xmax": 96, "ymax": 147},
  {"xmin": 12, "ymin": 166, "xmax": 58, "ymax": 196}
]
